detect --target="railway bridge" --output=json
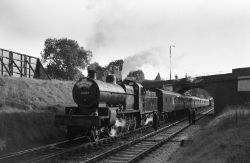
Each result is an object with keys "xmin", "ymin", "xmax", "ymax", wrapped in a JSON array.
[{"xmin": 141, "ymin": 67, "xmax": 250, "ymax": 114}]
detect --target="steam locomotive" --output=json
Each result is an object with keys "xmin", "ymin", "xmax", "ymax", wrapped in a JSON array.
[{"xmin": 54, "ymin": 70, "xmax": 211, "ymax": 141}]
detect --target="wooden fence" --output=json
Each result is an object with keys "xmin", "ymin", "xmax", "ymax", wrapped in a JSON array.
[{"xmin": 0, "ymin": 48, "xmax": 51, "ymax": 80}]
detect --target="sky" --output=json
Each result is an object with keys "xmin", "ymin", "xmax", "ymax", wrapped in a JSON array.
[{"xmin": 1, "ymin": 0, "xmax": 250, "ymax": 80}]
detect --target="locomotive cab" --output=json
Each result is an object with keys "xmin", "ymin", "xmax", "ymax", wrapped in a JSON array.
[{"xmin": 122, "ymin": 79, "xmax": 143, "ymax": 110}]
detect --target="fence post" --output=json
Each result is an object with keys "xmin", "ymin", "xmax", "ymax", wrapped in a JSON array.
[
  {"xmin": 9, "ymin": 51, "xmax": 13, "ymax": 76},
  {"xmin": 29, "ymin": 57, "xmax": 31, "ymax": 78},
  {"xmin": 24, "ymin": 55, "xmax": 27, "ymax": 77},
  {"xmin": 1, "ymin": 49, "xmax": 2, "ymax": 75},
  {"xmin": 20, "ymin": 55, "xmax": 22, "ymax": 77}
]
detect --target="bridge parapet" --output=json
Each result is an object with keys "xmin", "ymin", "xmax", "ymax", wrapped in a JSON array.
[
  {"xmin": 142, "ymin": 67, "xmax": 250, "ymax": 115},
  {"xmin": 167, "ymin": 67, "xmax": 250, "ymax": 87}
]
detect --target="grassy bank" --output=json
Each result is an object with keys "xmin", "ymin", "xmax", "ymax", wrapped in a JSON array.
[
  {"xmin": 0, "ymin": 76, "xmax": 76, "ymax": 154},
  {"xmin": 175, "ymin": 105, "xmax": 250, "ymax": 163}
]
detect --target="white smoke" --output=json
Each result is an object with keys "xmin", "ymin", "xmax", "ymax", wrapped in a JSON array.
[
  {"xmin": 109, "ymin": 128, "xmax": 117, "ymax": 137},
  {"xmin": 186, "ymin": 76, "xmax": 203, "ymax": 84},
  {"xmin": 122, "ymin": 46, "xmax": 188, "ymax": 79},
  {"xmin": 186, "ymin": 76, "xmax": 196, "ymax": 82},
  {"xmin": 86, "ymin": 1, "xmax": 188, "ymax": 79},
  {"xmin": 86, "ymin": 1, "xmax": 136, "ymax": 50},
  {"xmin": 145, "ymin": 117, "xmax": 153, "ymax": 125},
  {"xmin": 109, "ymin": 118, "xmax": 126, "ymax": 137},
  {"xmin": 122, "ymin": 47, "xmax": 170, "ymax": 79},
  {"xmin": 115, "ymin": 118, "xmax": 126, "ymax": 127}
]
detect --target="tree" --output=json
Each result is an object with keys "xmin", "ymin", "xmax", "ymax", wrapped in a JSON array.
[
  {"xmin": 88, "ymin": 62, "xmax": 104, "ymax": 72},
  {"xmin": 155, "ymin": 73, "xmax": 161, "ymax": 81},
  {"xmin": 109, "ymin": 59, "xmax": 124, "ymax": 71},
  {"xmin": 127, "ymin": 69, "xmax": 145, "ymax": 83},
  {"xmin": 41, "ymin": 38, "xmax": 92, "ymax": 80}
]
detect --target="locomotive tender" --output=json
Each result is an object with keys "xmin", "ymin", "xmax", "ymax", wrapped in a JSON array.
[{"xmin": 54, "ymin": 70, "xmax": 210, "ymax": 141}]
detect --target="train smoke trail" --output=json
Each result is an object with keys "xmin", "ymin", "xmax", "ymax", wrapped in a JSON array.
[
  {"xmin": 86, "ymin": 1, "xmax": 187, "ymax": 79},
  {"xmin": 122, "ymin": 47, "xmax": 168, "ymax": 79}
]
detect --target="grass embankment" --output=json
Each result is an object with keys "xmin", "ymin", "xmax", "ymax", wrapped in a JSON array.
[
  {"xmin": 0, "ymin": 76, "xmax": 76, "ymax": 154},
  {"xmin": 176, "ymin": 105, "xmax": 250, "ymax": 163}
]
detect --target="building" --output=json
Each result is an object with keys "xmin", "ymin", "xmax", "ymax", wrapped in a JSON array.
[{"xmin": 101, "ymin": 64, "xmax": 122, "ymax": 82}]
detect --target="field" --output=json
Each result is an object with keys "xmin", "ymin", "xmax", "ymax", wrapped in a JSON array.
[{"xmin": 0, "ymin": 76, "xmax": 76, "ymax": 154}]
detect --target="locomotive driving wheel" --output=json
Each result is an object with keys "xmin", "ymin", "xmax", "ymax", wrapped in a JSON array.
[
  {"xmin": 120, "ymin": 118, "xmax": 129, "ymax": 133},
  {"xmin": 88, "ymin": 126, "xmax": 100, "ymax": 142},
  {"xmin": 102, "ymin": 127, "xmax": 110, "ymax": 138},
  {"xmin": 126, "ymin": 117, "xmax": 137, "ymax": 131},
  {"xmin": 116, "ymin": 126, "xmax": 124, "ymax": 135}
]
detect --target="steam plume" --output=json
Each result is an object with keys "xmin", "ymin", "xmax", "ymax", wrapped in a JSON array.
[
  {"xmin": 109, "ymin": 118, "xmax": 126, "ymax": 137},
  {"xmin": 122, "ymin": 47, "xmax": 168, "ymax": 79},
  {"xmin": 145, "ymin": 117, "xmax": 153, "ymax": 125}
]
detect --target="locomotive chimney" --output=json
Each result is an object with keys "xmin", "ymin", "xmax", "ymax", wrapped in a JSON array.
[
  {"xmin": 106, "ymin": 75, "xmax": 116, "ymax": 84},
  {"xmin": 88, "ymin": 70, "xmax": 97, "ymax": 79}
]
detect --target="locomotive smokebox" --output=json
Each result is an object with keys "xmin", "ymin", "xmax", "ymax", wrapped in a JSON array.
[
  {"xmin": 106, "ymin": 75, "xmax": 116, "ymax": 84},
  {"xmin": 88, "ymin": 70, "xmax": 96, "ymax": 79}
]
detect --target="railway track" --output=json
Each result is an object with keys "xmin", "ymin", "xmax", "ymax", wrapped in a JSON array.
[
  {"xmin": 0, "ymin": 114, "xmax": 179, "ymax": 163},
  {"xmin": 0, "ymin": 107, "xmax": 212, "ymax": 163},
  {"xmin": 83, "ymin": 108, "xmax": 213, "ymax": 163}
]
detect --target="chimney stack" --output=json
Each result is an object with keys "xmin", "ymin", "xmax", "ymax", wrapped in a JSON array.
[
  {"xmin": 88, "ymin": 70, "xmax": 97, "ymax": 79},
  {"xmin": 106, "ymin": 74, "xmax": 116, "ymax": 84}
]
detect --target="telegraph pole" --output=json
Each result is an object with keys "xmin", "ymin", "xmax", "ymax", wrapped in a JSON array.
[{"xmin": 170, "ymin": 45, "xmax": 175, "ymax": 80}]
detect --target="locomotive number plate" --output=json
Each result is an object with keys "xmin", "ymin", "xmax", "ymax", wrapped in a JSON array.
[
  {"xmin": 76, "ymin": 79, "xmax": 93, "ymax": 89},
  {"xmin": 81, "ymin": 91, "xmax": 90, "ymax": 95}
]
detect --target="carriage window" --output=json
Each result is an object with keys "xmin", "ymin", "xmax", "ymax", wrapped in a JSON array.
[{"xmin": 166, "ymin": 97, "xmax": 168, "ymax": 103}]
